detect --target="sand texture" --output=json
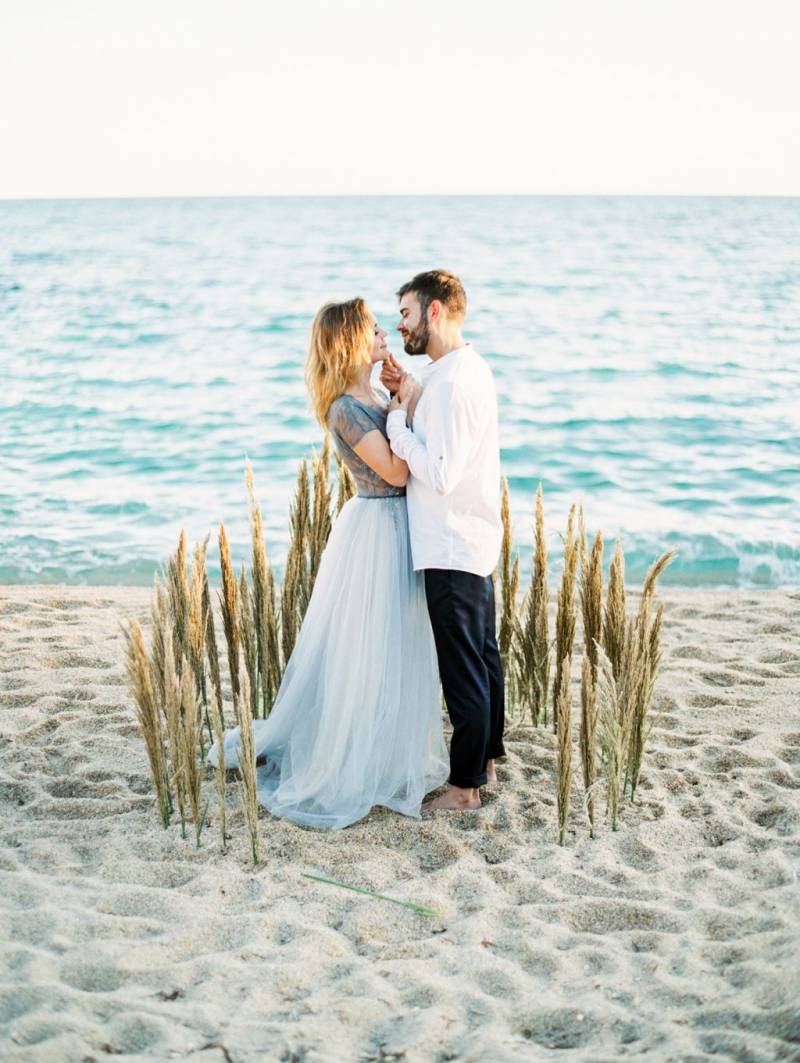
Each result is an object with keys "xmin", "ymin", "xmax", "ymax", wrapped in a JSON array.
[{"xmin": 1, "ymin": 585, "xmax": 799, "ymax": 1062}]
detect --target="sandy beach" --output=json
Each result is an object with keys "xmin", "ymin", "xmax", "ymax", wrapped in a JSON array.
[{"xmin": 1, "ymin": 584, "xmax": 799, "ymax": 1062}]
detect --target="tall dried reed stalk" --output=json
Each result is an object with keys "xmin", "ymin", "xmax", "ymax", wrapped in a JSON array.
[
  {"xmin": 235, "ymin": 662, "xmax": 260, "ymax": 865},
  {"xmin": 167, "ymin": 530, "xmax": 190, "ymax": 675},
  {"xmin": 218, "ymin": 522, "xmax": 240, "ymax": 711},
  {"xmin": 553, "ymin": 504, "xmax": 579, "ymax": 732},
  {"xmin": 188, "ymin": 537, "xmax": 211, "ymax": 747},
  {"xmin": 281, "ymin": 460, "xmax": 311, "ymax": 664},
  {"xmin": 595, "ymin": 642, "xmax": 625, "ymax": 830},
  {"xmin": 579, "ymin": 652, "xmax": 598, "ymax": 837},
  {"xmin": 335, "ymin": 452, "xmax": 356, "ymax": 513},
  {"xmin": 150, "ymin": 577, "xmax": 169, "ymax": 707},
  {"xmin": 603, "ymin": 537, "xmax": 626, "ymax": 681},
  {"xmin": 498, "ymin": 478, "xmax": 520, "ymax": 707},
  {"xmin": 179, "ymin": 659, "xmax": 205, "ymax": 847},
  {"xmin": 513, "ymin": 483, "xmax": 551, "ymax": 727},
  {"xmin": 531, "ymin": 484, "xmax": 550, "ymax": 726},
  {"xmin": 555, "ymin": 660, "xmax": 573, "ymax": 846},
  {"xmin": 581, "ymin": 529, "xmax": 604, "ymax": 676},
  {"xmin": 163, "ymin": 629, "xmax": 186, "ymax": 838},
  {"xmin": 208, "ymin": 683, "xmax": 227, "ymax": 851},
  {"xmin": 625, "ymin": 550, "xmax": 674, "ymax": 800},
  {"xmin": 203, "ymin": 558, "xmax": 223, "ymax": 729},
  {"xmin": 238, "ymin": 567, "xmax": 259, "ymax": 718},
  {"xmin": 122, "ymin": 620, "xmax": 170, "ymax": 827},
  {"xmin": 246, "ymin": 461, "xmax": 282, "ymax": 715},
  {"xmin": 578, "ymin": 505, "xmax": 588, "ymax": 579},
  {"xmin": 309, "ymin": 435, "xmax": 333, "ymax": 594}
]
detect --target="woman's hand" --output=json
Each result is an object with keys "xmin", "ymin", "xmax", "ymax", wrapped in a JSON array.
[{"xmin": 380, "ymin": 354, "xmax": 406, "ymax": 395}]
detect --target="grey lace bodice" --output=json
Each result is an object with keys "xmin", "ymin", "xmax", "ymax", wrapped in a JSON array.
[{"xmin": 327, "ymin": 394, "xmax": 406, "ymax": 498}]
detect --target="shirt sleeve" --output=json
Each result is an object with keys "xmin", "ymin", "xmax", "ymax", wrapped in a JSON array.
[
  {"xmin": 329, "ymin": 398, "xmax": 380, "ymax": 449},
  {"xmin": 386, "ymin": 380, "xmax": 475, "ymax": 496}
]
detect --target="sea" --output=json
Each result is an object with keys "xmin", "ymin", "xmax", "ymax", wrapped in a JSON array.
[{"xmin": 1, "ymin": 195, "xmax": 798, "ymax": 589}]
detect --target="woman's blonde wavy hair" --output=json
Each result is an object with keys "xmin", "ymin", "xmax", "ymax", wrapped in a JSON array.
[{"xmin": 305, "ymin": 298, "xmax": 374, "ymax": 426}]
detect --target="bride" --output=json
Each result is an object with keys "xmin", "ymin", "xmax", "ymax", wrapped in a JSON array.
[{"xmin": 209, "ymin": 297, "xmax": 449, "ymax": 829}]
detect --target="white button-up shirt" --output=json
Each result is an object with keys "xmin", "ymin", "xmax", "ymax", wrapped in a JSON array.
[{"xmin": 386, "ymin": 344, "xmax": 503, "ymax": 578}]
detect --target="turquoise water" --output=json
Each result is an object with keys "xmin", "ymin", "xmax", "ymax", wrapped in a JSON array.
[{"xmin": 1, "ymin": 196, "xmax": 798, "ymax": 588}]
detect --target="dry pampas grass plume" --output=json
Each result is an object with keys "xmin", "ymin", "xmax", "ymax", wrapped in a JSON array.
[
  {"xmin": 188, "ymin": 536, "xmax": 211, "ymax": 745},
  {"xmin": 122, "ymin": 619, "xmax": 170, "ymax": 828},
  {"xmin": 531, "ymin": 483, "xmax": 550, "ymax": 726},
  {"xmin": 581, "ymin": 528, "xmax": 604, "ymax": 677},
  {"xmin": 235, "ymin": 662, "xmax": 261, "ymax": 865},
  {"xmin": 555, "ymin": 659, "xmax": 573, "ymax": 846},
  {"xmin": 513, "ymin": 483, "xmax": 550, "ymax": 728},
  {"xmin": 162, "ymin": 628, "xmax": 187, "ymax": 839},
  {"xmin": 498, "ymin": 477, "xmax": 520, "ymax": 703},
  {"xmin": 208, "ymin": 683, "xmax": 228, "ymax": 851},
  {"xmin": 179, "ymin": 659, "xmax": 206, "ymax": 847},
  {"xmin": 335, "ymin": 451, "xmax": 356, "ymax": 513},
  {"xmin": 594, "ymin": 641, "xmax": 625, "ymax": 831},
  {"xmin": 553, "ymin": 504, "xmax": 579, "ymax": 732},
  {"xmin": 579, "ymin": 652, "xmax": 598, "ymax": 837},
  {"xmin": 309, "ymin": 434, "xmax": 333, "ymax": 594},
  {"xmin": 202, "ymin": 553, "xmax": 224, "ymax": 730},
  {"xmin": 281, "ymin": 459, "xmax": 311, "ymax": 665},
  {"xmin": 238, "ymin": 566, "xmax": 259, "ymax": 719},
  {"xmin": 603, "ymin": 536, "xmax": 627, "ymax": 681},
  {"xmin": 218, "ymin": 522, "xmax": 240, "ymax": 711},
  {"xmin": 626, "ymin": 550, "xmax": 675, "ymax": 800},
  {"xmin": 167, "ymin": 529, "xmax": 190, "ymax": 675},
  {"xmin": 149, "ymin": 576, "xmax": 169, "ymax": 708},
  {"xmin": 246, "ymin": 460, "xmax": 282, "ymax": 715}
]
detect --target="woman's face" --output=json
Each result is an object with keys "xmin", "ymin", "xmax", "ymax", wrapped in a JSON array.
[{"xmin": 369, "ymin": 321, "xmax": 389, "ymax": 364}]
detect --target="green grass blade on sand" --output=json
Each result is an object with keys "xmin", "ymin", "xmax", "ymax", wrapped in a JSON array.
[{"xmin": 302, "ymin": 874, "xmax": 441, "ymax": 918}]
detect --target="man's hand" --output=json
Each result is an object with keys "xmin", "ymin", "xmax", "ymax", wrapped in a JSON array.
[
  {"xmin": 388, "ymin": 392, "xmax": 404, "ymax": 414},
  {"xmin": 380, "ymin": 354, "xmax": 406, "ymax": 396}
]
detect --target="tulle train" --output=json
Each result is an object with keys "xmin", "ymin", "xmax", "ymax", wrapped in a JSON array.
[{"xmin": 208, "ymin": 495, "xmax": 449, "ymax": 829}]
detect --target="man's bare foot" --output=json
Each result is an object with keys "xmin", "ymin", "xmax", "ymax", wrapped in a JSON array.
[
  {"xmin": 486, "ymin": 759, "xmax": 497, "ymax": 783},
  {"xmin": 422, "ymin": 785, "xmax": 481, "ymax": 812}
]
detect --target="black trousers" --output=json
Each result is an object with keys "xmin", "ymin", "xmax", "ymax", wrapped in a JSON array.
[{"xmin": 424, "ymin": 568, "xmax": 506, "ymax": 789}]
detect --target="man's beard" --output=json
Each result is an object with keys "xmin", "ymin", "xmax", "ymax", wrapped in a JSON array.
[{"xmin": 403, "ymin": 317, "xmax": 430, "ymax": 355}]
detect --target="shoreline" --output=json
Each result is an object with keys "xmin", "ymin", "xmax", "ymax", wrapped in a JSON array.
[{"xmin": 1, "ymin": 584, "xmax": 799, "ymax": 1060}]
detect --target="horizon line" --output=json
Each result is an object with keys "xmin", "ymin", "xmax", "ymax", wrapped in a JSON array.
[{"xmin": 2, "ymin": 191, "xmax": 799, "ymax": 204}]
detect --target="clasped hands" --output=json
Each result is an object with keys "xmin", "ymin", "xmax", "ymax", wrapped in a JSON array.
[{"xmin": 381, "ymin": 354, "xmax": 421, "ymax": 419}]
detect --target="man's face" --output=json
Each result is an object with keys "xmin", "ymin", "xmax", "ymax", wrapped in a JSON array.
[{"xmin": 397, "ymin": 291, "xmax": 430, "ymax": 356}]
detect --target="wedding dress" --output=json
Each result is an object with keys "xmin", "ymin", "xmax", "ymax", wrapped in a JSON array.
[{"xmin": 208, "ymin": 393, "xmax": 449, "ymax": 829}]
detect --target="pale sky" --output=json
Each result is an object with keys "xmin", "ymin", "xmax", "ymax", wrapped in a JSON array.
[{"xmin": 1, "ymin": 0, "xmax": 798, "ymax": 197}]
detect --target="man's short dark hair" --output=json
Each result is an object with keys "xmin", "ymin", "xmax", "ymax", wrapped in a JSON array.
[{"xmin": 396, "ymin": 270, "xmax": 467, "ymax": 321}]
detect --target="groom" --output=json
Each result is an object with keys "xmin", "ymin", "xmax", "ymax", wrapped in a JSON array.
[{"xmin": 382, "ymin": 270, "xmax": 505, "ymax": 811}]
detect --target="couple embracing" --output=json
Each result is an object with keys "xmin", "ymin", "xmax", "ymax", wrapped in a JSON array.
[{"xmin": 210, "ymin": 270, "xmax": 506, "ymax": 829}]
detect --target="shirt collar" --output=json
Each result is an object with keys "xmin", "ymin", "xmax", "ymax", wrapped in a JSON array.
[{"xmin": 424, "ymin": 342, "xmax": 471, "ymax": 375}]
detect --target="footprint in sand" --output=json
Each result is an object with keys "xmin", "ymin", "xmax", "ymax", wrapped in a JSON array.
[
  {"xmin": 767, "ymin": 767, "xmax": 800, "ymax": 790},
  {"xmin": 731, "ymin": 729, "xmax": 757, "ymax": 742},
  {"xmin": 0, "ymin": 676, "xmax": 29, "ymax": 690},
  {"xmin": 656, "ymin": 732, "xmax": 701, "ymax": 749},
  {"xmin": 673, "ymin": 644, "xmax": 717, "ymax": 661},
  {"xmin": 561, "ymin": 900, "xmax": 684, "ymax": 934},
  {"xmin": 700, "ymin": 670, "xmax": 738, "ymax": 688},
  {"xmin": 56, "ymin": 687, "xmax": 97, "ymax": 703},
  {"xmin": 55, "ymin": 653, "xmax": 114, "ymax": 670},
  {"xmin": 690, "ymin": 692, "xmax": 721, "ymax": 708},
  {"xmin": 0, "ymin": 601, "xmax": 32, "ymax": 616},
  {"xmin": 0, "ymin": 692, "xmax": 36, "ymax": 708},
  {"xmin": 60, "ymin": 959, "xmax": 128, "ymax": 993},
  {"xmin": 751, "ymin": 802, "xmax": 799, "ymax": 834},
  {"xmin": 517, "ymin": 1007, "xmax": 598, "ymax": 1050}
]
